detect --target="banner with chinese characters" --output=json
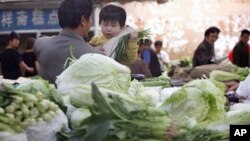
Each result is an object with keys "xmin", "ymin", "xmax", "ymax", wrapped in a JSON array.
[{"xmin": 0, "ymin": 9, "xmax": 60, "ymax": 32}]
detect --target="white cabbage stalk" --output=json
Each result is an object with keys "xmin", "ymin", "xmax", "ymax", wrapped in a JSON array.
[
  {"xmin": 56, "ymin": 54, "xmax": 131, "ymax": 95},
  {"xmin": 70, "ymin": 108, "xmax": 91, "ymax": 129},
  {"xmin": 129, "ymin": 80, "xmax": 160, "ymax": 107}
]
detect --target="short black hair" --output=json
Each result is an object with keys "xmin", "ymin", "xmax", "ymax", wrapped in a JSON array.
[
  {"xmin": 24, "ymin": 37, "xmax": 36, "ymax": 50},
  {"xmin": 204, "ymin": 26, "xmax": 220, "ymax": 37},
  {"xmin": 58, "ymin": 0, "xmax": 93, "ymax": 28},
  {"xmin": 99, "ymin": 5, "xmax": 126, "ymax": 27},
  {"xmin": 138, "ymin": 38, "xmax": 152, "ymax": 46},
  {"xmin": 8, "ymin": 31, "xmax": 20, "ymax": 41},
  {"xmin": 154, "ymin": 40, "xmax": 162, "ymax": 47},
  {"xmin": 241, "ymin": 29, "xmax": 250, "ymax": 36}
]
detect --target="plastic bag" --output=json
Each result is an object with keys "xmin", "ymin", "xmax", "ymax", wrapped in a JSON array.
[
  {"xmin": 236, "ymin": 74, "xmax": 250, "ymax": 99},
  {"xmin": 0, "ymin": 132, "xmax": 27, "ymax": 141},
  {"xmin": 26, "ymin": 110, "xmax": 68, "ymax": 141}
]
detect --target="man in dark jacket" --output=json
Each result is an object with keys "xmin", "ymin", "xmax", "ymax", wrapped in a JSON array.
[
  {"xmin": 192, "ymin": 26, "xmax": 220, "ymax": 67},
  {"xmin": 232, "ymin": 29, "xmax": 250, "ymax": 68}
]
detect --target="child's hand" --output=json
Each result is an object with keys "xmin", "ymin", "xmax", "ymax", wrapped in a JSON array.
[{"xmin": 129, "ymin": 31, "xmax": 138, "ymax": 40}]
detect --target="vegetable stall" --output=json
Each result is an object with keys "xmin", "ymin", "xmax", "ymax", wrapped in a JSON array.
[{"xmin": 0, "ymin": 51, "xmax": 249, "ymax": 141}]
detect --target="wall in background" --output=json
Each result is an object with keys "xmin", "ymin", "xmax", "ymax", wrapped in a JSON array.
[{"xmin": 123, "ymin": 0, "xmax": 250, "ymax": 59}]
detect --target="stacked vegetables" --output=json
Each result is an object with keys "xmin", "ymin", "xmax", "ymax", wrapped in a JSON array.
[
  {"xmin": 0, "ymin": 83, "xmax": 60, "ymax": 133},
  {"xmin": 54, "ymin": 53, "xmax": 249, "ymax": 141},
  {"xmin": 140, "ymin": 73, "xmax": 172, "ymax": 88},
  {"xmin": 173, "ymin": 128, "xmax": 229, "ymax": 141},
  {"xmin": 58, "ymin": 83, "xmax": 170, "ymax": 141},
  {"xmin": 16, "ymin": 79, "xmax": 66, "ymax": 113},
  {"xmin": 209, "ymin": 65, "xmax": 250, "ymax": 82},
  {"xmin": 209, "ymin": 70, "xmax": 245, "ymax": 82}
]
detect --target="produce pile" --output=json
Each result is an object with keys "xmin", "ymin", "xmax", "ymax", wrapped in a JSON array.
[
  {"xmin": 1, "ymin": 53, "xmax": 249, "ymax": 141},
  {"xmin": 0, "ymin": 82, "xmax": 60, "ymax": 133},
  {"xmin": 57, "ymin": 78, "xmax": 232, "ymax": 141},
  {"xmin": 139, "ymin": 73, "xmax": 172, "ymax": 88},
  {"xmin": 0, "ymin": 78, "xmax": 68, "ymax": 141},
  {"xmin": 209, "ymin": 65, "xmax": 250, "ymax": 82},
  {"xmin": 59, "ymin": 83, "xmax": 170, "ymax": 141},
  {"xmin": 55, "ymin": 53, "xmax": 247, "ymax": 141}
]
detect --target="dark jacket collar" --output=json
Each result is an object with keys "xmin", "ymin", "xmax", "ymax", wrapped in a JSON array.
[
  {"xmin": 203, "ymin": 40, "xmax": 213, "ymax": 48},
  {"xmin": 238, "ymin": 41, "xmax": 248, "ymax": 47}
]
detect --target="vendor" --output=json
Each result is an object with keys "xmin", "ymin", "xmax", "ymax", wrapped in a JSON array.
[{"xmin": 192, "ymin": 26, "xmax": 220, "ymax": 67}]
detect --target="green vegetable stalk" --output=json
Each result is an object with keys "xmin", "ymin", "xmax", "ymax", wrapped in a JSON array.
[
  {"xmin": 113, "ymin": 29, "xmax": 151, "ymax": 63},
  {"xmin": 0, "ymin": 82, "xmax": 60, "ymax": 133}
]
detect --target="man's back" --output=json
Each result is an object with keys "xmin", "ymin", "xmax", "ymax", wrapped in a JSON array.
[
  {"xmin": 0, "ymin": 48, "xmax": 22, "ymax": 79},
  {"xmin": 35, "ymin": 29, "xmax": 101, "ymax": 83}
]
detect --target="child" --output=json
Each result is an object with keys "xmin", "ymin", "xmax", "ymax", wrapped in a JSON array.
[
  {"xmin": 22, "ymin": 37, "xmax": 39, "ymax": 77},
  {"xmin": 89, "ymin": 4, "xmax": 138, "ymax": 64}
]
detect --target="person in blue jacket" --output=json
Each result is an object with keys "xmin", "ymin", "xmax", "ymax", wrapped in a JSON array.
[{"xmin": 138, "ymin": 38, "xmax": 161, "ymax": 77}]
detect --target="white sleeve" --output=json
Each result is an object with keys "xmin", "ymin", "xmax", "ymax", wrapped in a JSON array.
[
  {"xmin": 236, "ymin": 74, "xmax": 250, "ymax": 99},
  {"xmin": 161, "ymin": 51, "xmax": 170, "ymax": 63}
]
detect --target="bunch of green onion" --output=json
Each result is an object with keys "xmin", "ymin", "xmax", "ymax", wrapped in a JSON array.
[{"xmin": 114, "ymin": 29, "xmax": 151, "ymax": 63}]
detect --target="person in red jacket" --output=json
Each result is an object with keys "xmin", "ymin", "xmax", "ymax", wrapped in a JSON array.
[
  {"xmin": 228, "ymin": 50, "xmax": 233, "ymax": 62},
  {"xmin": 228, "ymin": 45, "xmax": 250, "ymax": 63}
]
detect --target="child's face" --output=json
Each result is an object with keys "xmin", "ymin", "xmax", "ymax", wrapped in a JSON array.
[{"xmin": 100, "ymin": 20, "xmax": 122, "ymax": 39}]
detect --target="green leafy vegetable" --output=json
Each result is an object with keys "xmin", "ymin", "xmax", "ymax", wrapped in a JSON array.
[
  {"xmin": 59, "ymin": 83, "xmax": 170, "ymax": 140},
  {"xmin": 160, "ymin": 79, "xmax": 226, "ymax": 126},
  {"xmin": 56, "ymin": 54, "xmax": 131, "ymax": 96},
  {"xmin": 113, "ymin": 29, "xmax": 151, "ymax": 63},
  {"xmin": 173, "ymin": 128, "xmax": 229, "ymax": 141},
  {"xmin": 210, "ymin": 70, "xmax": 244, "ymax": 82}
]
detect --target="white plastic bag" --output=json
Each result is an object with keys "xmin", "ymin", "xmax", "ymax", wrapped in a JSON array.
[
  {"xmin": 26, "ymin": 110, "xmax": 68, "ymax": 141},
  {"xmin": 230, "ymin": 103, "xmax": 250, "ymax": 111},
  {"xmin": 0, "ymin": 132, "xmax": 27, "ymax": 141},
  {"xmin": 236, "ymin": 74, "xmax": 250, "ymax": 99}
]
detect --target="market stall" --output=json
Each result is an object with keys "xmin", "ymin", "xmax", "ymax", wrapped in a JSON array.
[
  {"xmin": 1, "ymin": 52, "xmax": 249, "ymax": 141},
  {"xmin": 1, "ymin": 0, "xmax": 250, "ymax": 141}
]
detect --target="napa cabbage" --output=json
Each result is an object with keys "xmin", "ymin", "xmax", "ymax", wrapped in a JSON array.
[
  {"xmin": 160, "ymin": 79, "xmax": 226, "ymax": 125},
  {"xmin": 56, "ymin": 54, "xmax": 131, "ymax": 95}
]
